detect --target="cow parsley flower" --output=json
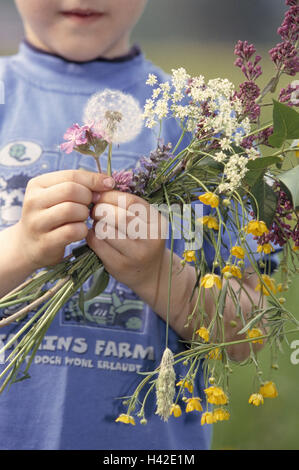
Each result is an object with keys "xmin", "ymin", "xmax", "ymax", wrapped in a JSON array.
[{"xmin": 83, "ymin": 89, "xmax": 144, "ymax": 144}]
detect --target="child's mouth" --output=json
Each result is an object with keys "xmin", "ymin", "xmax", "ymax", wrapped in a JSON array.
[{"xmin": 61, "ymin": 9, "xmax": 104, "ymax": 23}]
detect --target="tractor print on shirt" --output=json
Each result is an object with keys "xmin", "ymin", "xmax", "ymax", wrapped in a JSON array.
[{"xmin": 62, "ymin": 277, "xmax": 147, "ymax": 333}]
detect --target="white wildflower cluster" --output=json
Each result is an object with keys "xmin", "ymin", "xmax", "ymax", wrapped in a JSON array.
[
  {"xmin": 155, "ymin": 347, "xmax": 176, "ymax": 422},
  {"xmin": 143, "ymin": 69, "xmax": 251, "ymax": 144},
  {"xmin": 246, "ymin": 146, "xmax": 260, "ymax": 160},
  {"xmin": 83, "ymin": 89, "xmax": 143, "ymax": 144},
  {"xmin": 218, "ymin": 153, "xmax": 249, "ymax": 194}
]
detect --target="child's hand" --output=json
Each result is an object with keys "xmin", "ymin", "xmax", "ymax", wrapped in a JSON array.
[
  {"xmin": 15, "ymin": 170, "xmax": 115, "ymax": 270},
  {"xmin": 86, "ymin": 191, "xmax": 166, "ymax": 291}
]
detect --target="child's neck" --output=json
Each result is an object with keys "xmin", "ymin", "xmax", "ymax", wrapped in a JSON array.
[{"xmin": 23, "ymin": 38, "xmax": 141, "ymax": 64}]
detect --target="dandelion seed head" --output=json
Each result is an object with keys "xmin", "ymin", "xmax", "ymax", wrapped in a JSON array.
[{"xmin": 83, "ymin": 89, "xmax": 144, "ymax": 144}]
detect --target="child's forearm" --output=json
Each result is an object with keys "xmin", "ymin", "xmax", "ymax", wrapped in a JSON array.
[
  {"xmin": 133, "ymin": 247, "xmax": 262, "ymax": 361},
  {"xmin": 132, "ymin": 248, "xmax": 200, "ymax": 340},
  {"xmin": 0, "ymin": 223, "xmax": 36, "ymax": 298}
]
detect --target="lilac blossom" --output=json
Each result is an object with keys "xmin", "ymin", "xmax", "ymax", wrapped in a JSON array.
[
  {"xmin": 241, "ymin": 125, "xmax": 274, "ymax": 150},
  {"xmin": 269, "ymin": 1, "xmax": 299, "ymax": 76},
  {"xmin": 269, "ymin": 41, "xmax": 299, "ymax": 76},
  {"xmin": 279, "ymin": 83, "xmax": 299, "ymax": 106},
  {"xmin": 255, "ymin": 183, "xmax": 299, "ymax": 248},
  {"xmin": 235, "ymin": 81, "xmax": 261, "ymax": 121},
  {"xmin": 277, "ymin": 3, "xmax": 299, "ymax": 42},
  {"xmin": 234, "ymin": 41, "xmax": 262, "ymax": 81}
]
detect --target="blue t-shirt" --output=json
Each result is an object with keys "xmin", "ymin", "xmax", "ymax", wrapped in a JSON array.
[{"xmin": 0, "ymin": 41, "xmax": 214, "ymax": 450}]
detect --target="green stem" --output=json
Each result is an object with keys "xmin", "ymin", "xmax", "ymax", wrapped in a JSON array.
[
  {"xmin": 107, "ymin": 143, "xmax": 113, "ymax": 177},
  {"xmin": 163, "ymin": 184, "xmax": 174, "ymax": 349}
]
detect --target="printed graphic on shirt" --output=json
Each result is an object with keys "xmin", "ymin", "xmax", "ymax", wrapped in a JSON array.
[
  {"xmin": 0, "ymin": 172, "xmax": 30, "ymax": 226},
  {"xmin": 61, "ymin": 277, "xmax": 148, "ymax": 334},
  {"xmin": 0, "ymin": 141, "xmax": 42, "ymax": 167},
  {"xmin": 0, "ymin": 141, "xmax": 62, "ymax": 227}
]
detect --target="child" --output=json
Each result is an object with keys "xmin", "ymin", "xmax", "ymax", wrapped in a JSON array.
[{"xmin": 0, "ymin": 0, "xmax": 262, "ymax": 450}]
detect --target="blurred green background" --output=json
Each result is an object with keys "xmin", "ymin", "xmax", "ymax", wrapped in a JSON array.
[{"xmin": 0, "ymin": 0, "xmax": 298, "ymax": 451}]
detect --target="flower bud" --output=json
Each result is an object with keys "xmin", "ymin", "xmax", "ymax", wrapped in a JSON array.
[{"xmin": 223, "ymin": 271, "xmax": 233, "ymax": 280}]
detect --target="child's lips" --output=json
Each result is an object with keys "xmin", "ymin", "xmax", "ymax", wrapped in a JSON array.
[{"xmin": 61, "ymin": 9, "xmax": 105, "ymax": 23}]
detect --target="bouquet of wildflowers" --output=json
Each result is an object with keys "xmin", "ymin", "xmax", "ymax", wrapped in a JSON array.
[{"xmin": 0, "ymin": 0, "xmax": 299, "ymax": 427}]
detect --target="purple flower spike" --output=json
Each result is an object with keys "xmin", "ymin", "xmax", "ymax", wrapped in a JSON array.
[
  {"xmin": 234, "ymin": 40, "xmax": 263, "ymax": 81},
  {"xmin": 269, "ymin": 41, "xmax": 299, "ymax": 76}
]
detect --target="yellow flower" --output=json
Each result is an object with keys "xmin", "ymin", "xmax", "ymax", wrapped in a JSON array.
[
  {"xmin": 259, "ymin": 381, "xmax": 278, "ymax": 398},
  {"xmin": 183, "ymin": 250, "xmax": 196, "ymax": 263},
  {"xmin": 293, "ymin": 245, "xmax": 299, "ymax": 252},
  {"xmin": 185, "ymin": 397, "xmax": 203, "ymax": 413},
  {"xmin": 213, "ymin": 407, "xmax": 230, "ymax": 422},
  {"xmin": 206, "ymin": 348, "xmax": 222, "ymax": 360},
  {"xmin": 257, "ymin": 243, "xmax": 275, "ymax": 254},
  {"xmin": 255, "ymin": 274, "xmax": 277, "ymax": 296},
  {"xmin": 200, "ymin": 273, "xmax": 222, "ymax": 289},
  {"xmin": 201, "ymin": 411, "xmax": 215, "ymax": 425},
  {"xmin": 196, "ymin": 326, "xmax": 210, "ymax": 342},
  {"xmin": 296, "ymin": 142, "xmax": 299, "ymax": 158},
  {"xmin": 231, "ymin": 245, "xmax": 245, "ymax": 259},
  {"xmin": 115, "ymin": 414, "xmax": 136, "ymax": 425},
  {"xmin": 198, "ymin": 192, "xmax": 219, "ymax": 208},
  {"xmin": 198, "ymin": 215, "xmax": 219, "ymax": 230},
  {"xmin": 176, "ymin": 379, "xmax": 193, "ymax": 394},
  {"xmin": 247, "ymin": 328, "xmax": 264, "ymax": 344},
  {"xmin": 204, "ymin": 386, "xmax": 229, "ymax": 405},
  {"xmin": 170, "ymin": 404, "xmax": 182, "ymax": 418},
  {"xmin": 248, "ymin": 393, "xmax": 264, "ymax": 406},
  {"xmin": 244, "ymin": 220, "xmax": 269, "ymax": 236},
  {"xmin": 221, "ymin": 264, "xmax": 242, "ymax": 279}
]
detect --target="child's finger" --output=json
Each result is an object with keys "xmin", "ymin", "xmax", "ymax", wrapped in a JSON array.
[
  {"xmin": 38, "ymin": 202, "xmax": 89, "ymax": 231},
  {"xmin": 91, "ymin": 197, "xmax": 151, "ymax": 223},
  {"xmin": 37, "ymin": 181, "xmax": 93, "ymax": 209},
  {"xmin": 47, "ymin": 222, "xmax": 89, "ymax": 248},
  {"xmin": 31, "ymin": 169, "xmax": 115, "ymax": 192},
  {"xmin": 94, "ymin": 190, "xmax": 150, "ymax": 214},
  {"xmin": 86, "ymin": 228, "xmax": 126, "ymax": 267}
]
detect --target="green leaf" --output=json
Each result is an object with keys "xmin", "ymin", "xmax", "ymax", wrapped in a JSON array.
[
  {"xmin": 246, "ymin": 156, "xmax": 282, "ymax": 170},
  {"xmin": 196, "ymin": 155, "xmax": 223, "ymax": 172},
  {"xmin": 243, "ymin": 168, "xmax": 265, "ymax": 187},
  {"xmin": 237, "ymin": 309, "xmax": 276, "ymax": 335},
  {"xmin": 83, "ymin": 267, "xmax": 110, "ymax": 302},
  {"xmin": 249, "ymin": 177, "xmax": 278, "ymax": 227},
  {"xmin": 268, "ymin": 100, "xmax": 299, "ymax": 148},
  {"xmin": 277, "ymin": 165, "xmax": 299, "ymax": 210}
]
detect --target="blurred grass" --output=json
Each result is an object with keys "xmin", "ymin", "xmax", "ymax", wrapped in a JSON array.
[
  {"xmin": 1, "ymin": 39, "xmax": 299, "ymax": 450},
  {"xmin": 145, "ymin": 40, "xmax": 299, "ymax": 450}
]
